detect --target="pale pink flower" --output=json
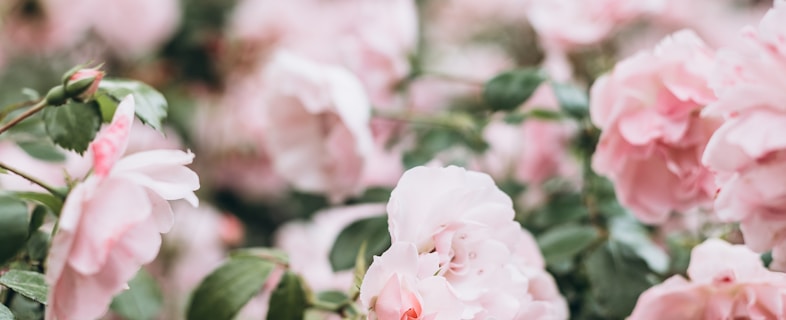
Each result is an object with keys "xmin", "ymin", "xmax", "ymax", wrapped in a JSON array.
[
  {"xmin": 261, "ymin": 51, "xmax": 374, "ymax": 202},
  {"xmin": 629, "ymin": 238, "xmax": 786, "ymax": 320},
  {"xmin": 275, "ymin": 204, "xmax": 386, "ymax": 292},
  {"xmin": 45, "ymin": 96, "xmax": 199, "ymax": 320},
  {"xmin": 386, "ymin": 166, "xmax": 568, "ymax": 319},
  {"xmin": 590, "ymin": 30, "xmax": 720, "ymax": 224},
  {"xmin": 701, "ymin": 0, "xmax": 786, "ymax": 261},
  {"xmin": 89, "ymin": 0, "xmax": 180, "ymax": 56},
  {"xmin": 360, "ymin": 242, "xmax": 465, "ymax": 320}
]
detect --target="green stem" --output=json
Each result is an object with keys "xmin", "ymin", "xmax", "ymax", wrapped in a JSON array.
[
  {"xmin": 0, "ymin": 99, "xmax": 39, "ymax": 122},
  {"xmin": 0, "ymin": 161, "xmax": 66, "ymax": 199},
  {"xmin": 0, "ymin": 100, "xmax": 48, "ymax": 136}
]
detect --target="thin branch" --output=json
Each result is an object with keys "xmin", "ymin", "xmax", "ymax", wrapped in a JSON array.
[
  {"xmin": 0, "ymin": 99, "xmax": 39, "ymax": 121},
  {"xmin": 0, "ymin": 99, "xmax": 48, "ymax": 135},
  {"xmin": 0, "ymin": 161, "xmax": 66, "ymax": 199}
]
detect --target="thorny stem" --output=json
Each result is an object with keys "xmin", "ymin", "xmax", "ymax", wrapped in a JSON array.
[
  {"xmin": 0, "ymin": 99, "xmax": 48, "ymax": 136},
  {"xmin": 0, "ymin": 161, "xmax": 66, "ymax": 199}
]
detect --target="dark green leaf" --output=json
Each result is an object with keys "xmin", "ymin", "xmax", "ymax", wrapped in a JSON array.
[
  {"xmin": 187, "ymin": 256, "xmax": 275, "ymax": 320},
  {"xmin": 0, "ymin": 304, "xmax": 12, "ymax": 320},
  {"xmin": 98, "ymin": 80, "xmax": 168, "ymax": 131},
  {"xmin": 42, "ymin": 101, "xmax": 101, "ymax": 154},
  {"xmin": 0, "ymin": 270, "xmax": 48, "ymax": 304},
  {"xmin": 527, "ymin": 108, "xmax": 563, "ymax": 121},
  {"xmin": 609, "ymin": 215, "xmax": 670, "ymax": 274},
  {"xmin": 585, "ymin": 241, "xmax": 658, "ymax": 319},
  {"xmin": 483, "ymin": 68, "xmax": 546, "ymax": 112},
  {"xmin": 16, "ymin": 141, "xmax": 66, "ymax": 162},
  {"xmin": 0, "ymin": 196, "xmax": 29, "ymax": 265},
  {"xmin": 537, "ymin": 225, "xmax": 599, "ymax": 269},
  {"xmin": 13, "ymin": 192, "xmax": 63, "ymax": 216},
  {"xmin": 110, "ymin": 269, "xmax": 162, "ymax": 320},
  {"xmin": 526, "ymin": 192, "xmax": 588, "ymax": 229},
  {"xmin": 266, "ymin": 272, "xmax": 308, "ymax": 320},
  {"xmin": 329, "ymin": 216, "xmax": 390, "ymax": 271},
  {"xmin": 25, "ymin": 231, "xmax": 49, "ymax": 262},
  {"xmin": 552, "ymin": 82, "xmax": 589, "ymax": 119},
  {"xmin": 27, "ymin": 206, "xmax": 46, "ymax": 235},
  {"xmin": 6, "ymin": 292, "xmax": 41, "ymax": 320},
  {"xmin": 95, "ymin": 93, "xmax": 119, "ymax": 123}
]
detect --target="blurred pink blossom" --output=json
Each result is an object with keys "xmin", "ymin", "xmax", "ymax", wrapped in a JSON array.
[
  {"xmin": 260, "ymin": 51, "xmax": 374, "ymax": 202},
  {"xmin": 45, "ymin": 96, "xmax": 199, "ymax": 320},
  {"xmin": 590, "ymin": 30, "xmax": 719, "ymax": 224},
  {"xmin": 629, "ymin": 238, "xmax": 786, "ymax": 319},
  {"xmin": 701, "ymin": 0, "xmax": 786, "ymax": 263}
]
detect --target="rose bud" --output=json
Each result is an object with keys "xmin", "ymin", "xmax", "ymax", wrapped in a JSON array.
[{"xmin": 65, "ymin": 68, "xmax": 105, "ymax": 102}]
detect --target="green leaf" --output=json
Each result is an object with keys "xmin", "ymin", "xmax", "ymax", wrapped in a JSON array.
[
  {"xmin": 25, "ymin": 231, "xmax": 49, "ymax": 262},
  {"xmin": 483, "ymin": 68, "xmax": 546, "ymax": 112},
  {"xmin": 0, "ymin": 270, "xmax": 48, "ymax": 304},
  {"xmin": 526, "ymin": 192, "xmax": 588, "ymax": 229},
  {"xmin": 98, "ymin": 79, "xmax": 168, "ymax": 131},
  {"xmin": 266, "ymin": 272, "xmax": 308, "ymax": 320},
  {"xmin": 585, "ymin": 241, "xmax": 658, "ymax": 319},
  {"xmin": 27, "ymin": 206, "xmax": 46, "ymax": 235},
  {"xmin": 95, "ymin": 93, "xmax": 119, "ymax": 123},
  {"xmin": 230, "ymin": 248, "xmax": 289, "ymax": 266},
  {"xmin": 110, "ymin": 269, "xmax": 162, "ymax": 320},
  {"xmin": 0, "ymin": 304, "xmax": 13, "ymax": 320},
  {"xmin": 13, "ymin": 192, "xmax": 63, "ymax": 216},
  {"xmin": 187, "ymin": 256, "xmax": 276, "ymax": 320},
  {"xmin": 348, "ymin": 242, "xmax": 368, "ymax": 300},
  {"xmin": 311, "ymin": 291, "xmax": 349, "ymax": 311},
  {"xmin": 537, "ymin": 225, "xmax": 599, "ymax": 270},
  {"xmin": 0, "ymin": 196, "xmax": 29, "ymax": 265},
  {"xmin": 329, "ymin": 216, "xmax": 390, "ymax": 272},
  {"xmin": 6, "ymin": 292, "xmax": 41, "ymax": 320},
  {"xmin": 609, "ymin": 215, "xmax": 670, "ymax": 274},
  {"xmin": 42, "ymin": 101, "xmax": 101, "ymax": 154},
  {"xmin": 16, "ymin": 141, "xmax": 66, "ymax": 162},
  {"xmin": 551, "ymin": 82, "xmax": 589, "ymax": 119}
]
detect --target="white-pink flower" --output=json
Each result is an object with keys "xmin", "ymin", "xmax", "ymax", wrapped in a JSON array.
[
  {"xmin": 45, "ymin": 96, "xmax": 199, "ymax": 320},
  {"xmin": 629, "ymin": 238, "xmax": 786, "ymax": 319},
  {"xmin": 360, "ymin": 242, "xmax": 465, "ymax": 320},
  {"xmin": 590, "ymin": 30, "xmax": 720, "ymax": 224},
  {"xmin": 261, "ymin": 51, "xmax": 374, "ymax": 202},
  {"xmin": 701, "ymin": 0, "xmax": 786, "ymax": 262},
  {"xmin": 384, "ymin": 166, "xmax": 568, "ymax": 319}
]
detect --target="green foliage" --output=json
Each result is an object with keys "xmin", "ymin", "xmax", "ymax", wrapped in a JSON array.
[
  {"xmin": 0, "ymin": 196, "xmax": 29, "ymax": 266},
  {"xmin": 0, "ymin": 270, "xmax": 48, "ymax": 304},
  {"xmin": 552, "ymin": 82, "xmax": 590, "ymax": 119},
  {"xmin": 110, "ymin": 270, "xmax": 163, "ymax": 320},
  {"xmin": 266, "ymin": 272, "xmax": 308, "ymax": 320},
  {"xmin": 329, "ymin": 216, "xmax": 390, "ymax": 272},
  {"xmin": 15, "ymin": 141, "xmax": 65, "ymax": 163},
  {"xmin": 0, "ymin": 304, "xmax": 12, "ymax": 320},
  {"xmin": 585, "ymin": 241, "xmax": 659, "ymax": 319},
  {"xmin": 98, "ymin": 79, "xmax": 168, "ymax": 131},
  {"xmin": 230, "ymin": 247, "xmax": 289, "ymax": 266},
  {"xmin": 187, "ymin": 256, "xmax": 276, "ymax": 320},
  {"xmin": 311, "ymin": 291, "xmax": 350, "ymax": 312},
  {"xmin": 537, "ymin": 225, "xmax": 600, "ymax": 272},
  {"xmin": 12, "ymin": 192, "xmax": 63, "ymax": 217},
  {"xmin": 483, "ymin": 68, "xmax": 546, "ymax": 112},
  {"xmin": 42, "ymin": 101, "xmax": 101, "ymax": 154}
]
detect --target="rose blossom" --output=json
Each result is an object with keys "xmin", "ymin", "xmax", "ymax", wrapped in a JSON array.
[
  {"xmin": 385, "ymin": 166, "xmax": 568, "ymax": 319},
  {"xmin": 629, "ymin": 238, "xmax": 786, "ymax": 319},
  {"xmin": 260, "ymin": 50, "xmax": 374, "ymax": 202},
  {"xmin": 701, "ymin": 0, "xmax": 786, "ymax": 263},
  {"xmin": 590, "ymin": 30, "xmax": 719, "ymax": 224},
  {"xmin": 360, "ymin": 242, "xmax": 465, "ymax": 320},
  {"xmin": 45, "ymin": 95, "xmax": 200, "ymax": 320}
]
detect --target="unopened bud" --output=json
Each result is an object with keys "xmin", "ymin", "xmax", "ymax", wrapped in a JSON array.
[
  {"xmin": 65, "ymin": 68, "xmax": 104, "ymax": 102},
  {"xmin": 45, "ymin": 85, "xmax": 67, "ymax": 106}
]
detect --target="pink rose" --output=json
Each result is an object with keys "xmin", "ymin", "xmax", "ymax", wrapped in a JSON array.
[
  {"xmin": 89, "ymin": 0, "xmax": 180, "ymax": 55},
  {"xmin": 386, "ymin": 166, "xmax": 568, "ymax": 319},
  {"xmin": 360, "ymin": 242, "xmax": 465, "ymax": 320},
  {"xmin": 590, "ymin": 30, "xmax": 720, "ymax": 224},
  {"xmin": 260, "ymin": 51, "xmax": 374, "ymax": 202},
  {"xmin": 701, "ymin": 1, "xmax": 786, "ymax": 260},
  {"xmin": 629, "ymin": 238, "xmax": 786, "ymax": 320},
  {"xmin": 45, "ymin": 96, "xmax": 200, "ymax": 320}
]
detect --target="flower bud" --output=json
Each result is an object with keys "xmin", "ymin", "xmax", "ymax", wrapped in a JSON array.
[
  {"xmin": 45, "ymin": 85, "xmax": 67, "ymax": 106},
  {"xmin": 64, "ymin": 68, "xmax": 105, "ymax": 102}
]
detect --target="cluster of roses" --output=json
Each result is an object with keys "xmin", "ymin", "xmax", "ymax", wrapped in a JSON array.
[
  {"xmin": 591, "ymin": 1, "xmax": 786, "ymax": 317},
  {"xmin": 358, "ymin": 166, "xmax": 567, "ymax": 320}
]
